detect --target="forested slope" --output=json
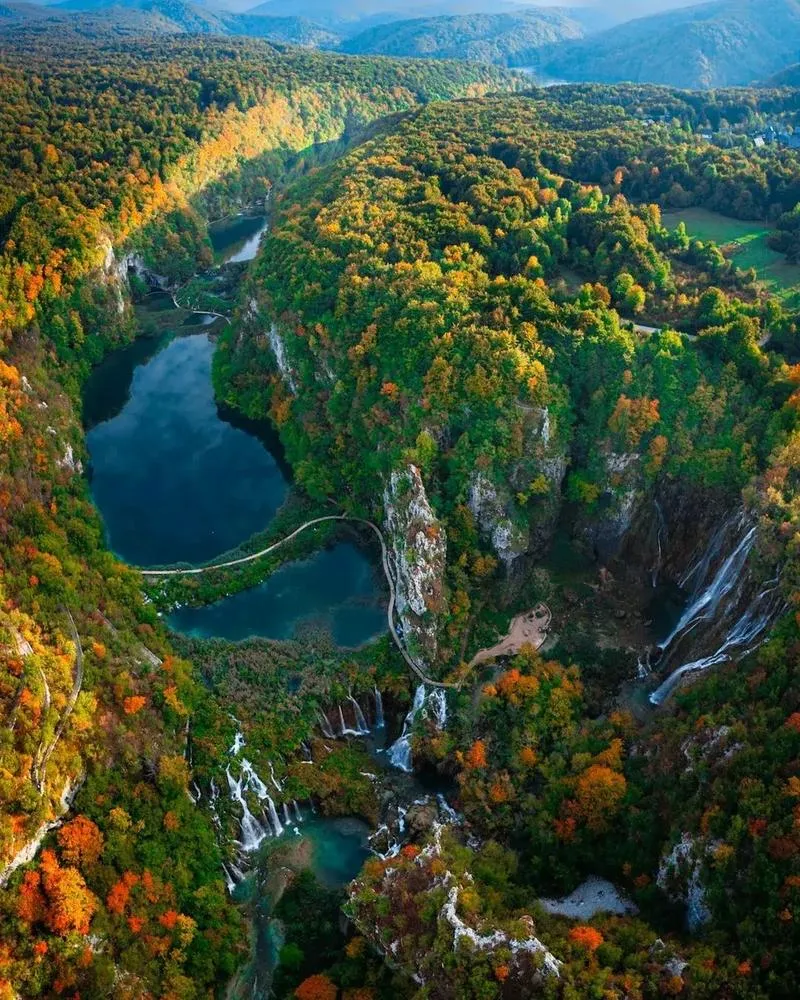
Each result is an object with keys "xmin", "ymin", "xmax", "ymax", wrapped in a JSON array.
[
  {"xmin": 0, "ymin": 36, "xmax": 508, "ymax": 998},
  {"xmin": 215, "ymin": 92, "xmax": 800, "ymax": 996}
]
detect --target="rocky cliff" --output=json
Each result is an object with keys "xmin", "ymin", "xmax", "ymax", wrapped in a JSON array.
[{"xmin": 383, "ymin": 465, "xmax": 448, "ymax": 668}]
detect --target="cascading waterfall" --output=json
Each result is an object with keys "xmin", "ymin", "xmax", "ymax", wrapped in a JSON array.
[
  {"xmin": 428, "ymin": 689, "xmax": 448, "ymax": 729},
  {"xmin": 265, "ymin": 794, "xmax": 283, "ymax": 837},
  {"xmin": 650, "ymin": 580, "xmax": 781, "ymax": 705},
  {"xmin": 317, "ymin": 709, "xmax": 335, "ymax": 739},
  {"xmin": 348, "ymin": 693, "xmax": 370, "ymax": 734},
  {"xmin": 374, "ymin": 688, "xmax": 385, "ymax": 728},
  {"xmin": 658, "ymin": 523, "xmax": 757, "ymax": 654},
  {"xmin": 387, "ymin": 685, "xmax": 449, "ymax": 773},
  {"xmin": 267, "ymin": 761, "xmax": 283, "ymax": 793},
  {"xmin": 226, "ymin": 766, "xmax": 268, "ymax": 852},
  {"xmin": 649, "ymin": 513, "xmax": 782, "ymax": 705},
  {"xmin": 678, "ymin": 509, "xmax": 746, "ymax": 594},
  {"xmin": 338, "ymin": 703, "xmax": 363, "ymax": 737},
  {"xmin": 293, "ymin": 800, "xmax": 303, "ymax": 823},
  {"xmin": 388, "ymin": 684, "xmax": 427, "ymax": 772}
]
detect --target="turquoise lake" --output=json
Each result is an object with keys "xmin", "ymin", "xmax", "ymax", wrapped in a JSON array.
[{"xmin": 167, "ymin": 542, "xmax": 387, "ymax": 647}]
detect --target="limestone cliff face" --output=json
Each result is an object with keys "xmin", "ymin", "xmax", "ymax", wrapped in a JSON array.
[
  {"xmin": 383, "ymin": 465, "xmax": 447, "ymax": 668},
  {"xmin": 469, "ymin": 404, "xmax": 568, "ymax": 571},
  {"xmin": 578, "ymin": 449, "xmax": 644, "ymax": 562},
  {"xmin": 657, "ymin": 833, "xmax": 713, "ymax": 933}
]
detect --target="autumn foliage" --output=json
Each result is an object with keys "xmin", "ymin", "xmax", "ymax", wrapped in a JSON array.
[{"xmin": 295, "ymin": 973, "xmax": 338, "ymax": 1000}]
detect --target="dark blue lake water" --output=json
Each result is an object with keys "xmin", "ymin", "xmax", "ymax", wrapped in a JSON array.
[{"xmin": 85, "ymin": 332, "xmax": 289, "ymax": 567}]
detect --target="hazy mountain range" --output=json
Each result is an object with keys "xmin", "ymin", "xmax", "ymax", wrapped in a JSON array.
[{"xmin": 5, "ymin": 0, "xmax": 800, "ymax": 91}]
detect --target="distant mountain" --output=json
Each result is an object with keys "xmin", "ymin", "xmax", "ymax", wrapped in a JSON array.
[
  {"xmin": 340, "ymin": 8, "xmax": 587, "ymax": 65},
  {"xmin": 56, "ymin": 0, "xmax": 228, "ymax": 29},
  {"xmin": 246, "ymin": 0, "xmax": 538, "ymax": 35},
  {"xmin": 544, "ymin": 0, "xmax": 800, "ymax": 89},
  {"xmin": 761, "ymin": 62, "xmax": 800, "ymax": 87},
  {"xmin": 43, "ymin": 0, "xmax": 340, "ymax": 39}
]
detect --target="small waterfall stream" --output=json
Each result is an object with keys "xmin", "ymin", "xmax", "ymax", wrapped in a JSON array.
[
  {"xmin": 374, "ymin": 688, "xmax": 385, "ymax": 728},
  {"xmin": 387, "ymin": 685, "xmax": 448, "ymax": 773},
  {"xmin": 348, "ymin": 694, "xmax": 370, "ymax": 734}
]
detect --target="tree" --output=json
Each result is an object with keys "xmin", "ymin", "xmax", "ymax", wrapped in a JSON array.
[
  {"xmin": 295, "ymin": 973, "xmax": 338, "ymax": 1000},
  {"xmin": 57, "ymin": 816, "xmax": 104, "ymax": 868}
]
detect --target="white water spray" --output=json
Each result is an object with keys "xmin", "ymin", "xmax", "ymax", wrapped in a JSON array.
[
  {"xmin": 317, "ymin": 709, "xmax": 335, "ymax": 739},
  {"xmin": 659, "ymin": 524, "xmax": 757, "ymax": 654},
  {"xmin": 388, "ymin": 685, "xmax": 427, "ymax": 773},
  {"xmin": 650, "ymin": 582, "xmax": 780, "ymax": 705},
  {"xmin": 348, "ymin": 693, "xmax": 370, "ymax": 734},
  {"xmin": 226, "ymin": 766, "xmax": 268, "ymax": 852},
  {"xmin": 374, "ymin": 688, "xmax": 385, "ymax": 728}
]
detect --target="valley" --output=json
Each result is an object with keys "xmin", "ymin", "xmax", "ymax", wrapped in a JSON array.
[{"xmin": 2, "ymin": 21, "xmax": 800, "ymax": 1000}]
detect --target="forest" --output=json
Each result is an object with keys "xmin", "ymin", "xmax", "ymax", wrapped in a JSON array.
[
  {"xmin": 0, "ymin": 33, "xmax": 507, "ymax": 999},
  {"xmin": 3, "ymin": 23, "xmax": 800, "ymax": 1000}
]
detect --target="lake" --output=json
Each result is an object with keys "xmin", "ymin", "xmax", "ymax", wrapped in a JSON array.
[{"xmin": 168, "ymin": 542, "xmax": 387, "ymax": 647}]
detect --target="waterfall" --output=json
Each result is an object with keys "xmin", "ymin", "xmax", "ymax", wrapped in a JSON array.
[
  {"xmin": 222, "ymin": 862, "xmax": 237, "ymax": 895},
  {"xmin": 678, "ymin": 510, "xmax": 745, "ymax": 593},
  {"xmin": 658, "ymin": 523, "xmax": 757, "ymax": 654},
  {"xmin": 226, "ymin": 767, "xmax": 268, "ymax": 852},
  {"xmin": 348, "ymin": 694, "xmax": 370, "ymax": 734},
  {"xmin": 651, "ymin": 500, "xmax": 666, "ymax": 587},
  {"xmin": 338, "ymin": 704, "xmax": 363, "ymax": 737},
  {"xmin": 374, "ymin": 688, "xmax": 385, "ymax": 728},
  {"xmin": 388, "ymin": 684, "xmax": 426, "ymax": 773},
  {"xmin": 292, "ymin": 800, "xmax": 303, "ymax": 823},
  {"xmin": 265, "ymin": 795, "xmax": 283, "ymax": 837},
  {"xmin": 268, "ymin": 761, "xmax": 283, "ymax": 793},
  {"xmin": 317, "ymin": 709, "xmax": 335, "ymax": 739},
  {"xmin": 240, "ymin": 759, "xmax": 269, "ymax": 799},
  {"xmin": 650, "ymin": 582, "xmax": 781, "ymax": 705},
  {"xmin": 428, "ymin": 689, "xmax": 448, "ymax": 729},
  {"xmin": 282, "ymin": 802, "xmax": 291, "ymax": 827}
]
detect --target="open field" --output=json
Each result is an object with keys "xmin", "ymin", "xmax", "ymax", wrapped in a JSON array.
[{"xmin": 662, "ymin": 207, "xmax": 800, "ymax": 307}]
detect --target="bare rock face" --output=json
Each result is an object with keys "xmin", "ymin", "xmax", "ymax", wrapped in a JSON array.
[
  {"xmin": 267, "ymin": 321, "xmax": 297, "ymax": 394},
  {"xmin": 383, "ymin": 465, "xmax": 447, "ymax": 668},
  {"xmin": 580, "ymin": 449, "xmax": 644, "ymax": 562},
  {"xmin": 657, "ymin": 833, "xmax": 713, "ymax": 932},
  {"xmin": 468, "ymin": 473, "xmax": 529, "ymax": 570},
  {"xmin": 468, "ymin": 405, "xmax": 568, "ymax": 570}
]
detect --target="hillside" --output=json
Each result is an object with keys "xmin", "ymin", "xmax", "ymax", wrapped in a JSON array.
[
  {"xmin": 0, "ymin": 33, "xmax": 510, "ymax": 997},
  {"xmin": 8, "ymin": 0, "xmax": 342, "ymax": 40},
  {"xmin": 246, "ymin": 0, "xmax": 534, "ymax": 34},
  {"xmin": 340, "ymin": 8, "xmax": 587, "ymax": 65},
  {"xmin": 762, "ymin": 61, "xmax": 800, "ymax": 86},
  {"xmin": 544, "ymin": 0, "xmax": 800, "ymax": 88}
]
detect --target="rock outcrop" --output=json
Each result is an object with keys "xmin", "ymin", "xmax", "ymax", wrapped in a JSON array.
[
  {"xmin": 383, "ymin": 465, "xmax": 447, "ymax": 667},
  {"xmin": 657, "ymin": 833, "xmax": 713, "ymax": 932}
]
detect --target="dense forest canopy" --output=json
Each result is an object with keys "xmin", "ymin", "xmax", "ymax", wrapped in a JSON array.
[
  {"xmin": 3, "ymin": 16, "xmax": 800, "ymax": 1000},
  {"xmin": 0, "ymin": 34, "xmax": 509, "ymax": 998},
  {"xmin": 215, "ymin": 91, "xmax": 800, "ymax": 996}
]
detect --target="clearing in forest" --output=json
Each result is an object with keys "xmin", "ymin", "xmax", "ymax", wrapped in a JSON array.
[{"xmin": 662, "ymin": 207, "xmax": 800, "ymax": 306}]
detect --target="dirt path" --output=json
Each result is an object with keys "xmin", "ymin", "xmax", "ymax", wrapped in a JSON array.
[{"xmin": 468, "ymin": 603, "xmax": 551, "ymax": 668}]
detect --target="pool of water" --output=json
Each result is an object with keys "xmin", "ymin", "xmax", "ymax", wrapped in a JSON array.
[
  {"xmin": 209, "ymin": 214, "xmax": 268, "ymax": 264},
  {"xmin": 167, "ymin": 542, "xmax": 387, "ymax": 647},
  {"xmin": 302, "ymin": 816, "xmax": 371, "ymax": 888},
  {"xmin": 85, "ymin": 332, "xmax": 290, "ymax": 566}
]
